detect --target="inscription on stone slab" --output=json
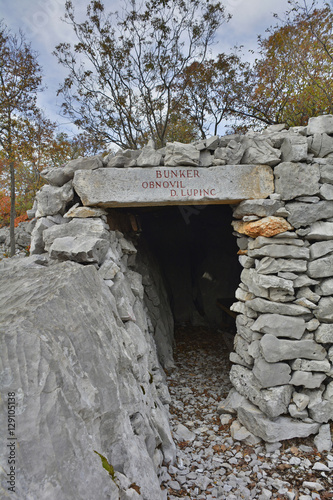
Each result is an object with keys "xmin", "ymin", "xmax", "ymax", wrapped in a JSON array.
[{"xmin": 73, "ymin": 165, "xmax": 274, "ymax": 207}]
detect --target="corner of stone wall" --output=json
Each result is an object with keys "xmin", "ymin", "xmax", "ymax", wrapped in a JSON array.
[{"xmin": 228, "ymin": 115, "xmax": 333, "ymax": 446}]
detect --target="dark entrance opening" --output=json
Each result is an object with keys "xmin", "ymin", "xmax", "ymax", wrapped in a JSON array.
[{"xmin": 133, "ymin": 204, "xmax": 241, "ymax": 334}]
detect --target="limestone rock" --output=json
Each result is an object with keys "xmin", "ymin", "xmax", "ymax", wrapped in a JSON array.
[
  {"xmin": 235, "ymin": 315, "xmax": 255, "ymax": 343},
  {"xmin": 0, "ymin": 260, "xmax": 174, "ymax": 500},
  {"xmin": 315, "ymin": 323, "xmax": 333, "ymax": 343},
  {"xmin": 230, "ymin": 351, "xmax": 252, "ymax": 368},
  {"xmin": 164, "ymin": 142, "xmax": 200, "ymax": 166},
  {"xmin": 233, "ymin": 199, "xmax": 283, "ymax": 219},
  {"xmin": 232, "ymin": 217, "xmax": 293, "ymax": 238},
  {"xmin": 173, "ymin": 423, "xmax": 195, "ymax": 442},
  {"xmin": 241, "ymin": 137, "xmax": 281, "ymax": 166},
  {"xmin": 35, "ymin": 181, "xmax": 74, "ymax": 217},
  {"xmin": 41, "ymin": 155, "xmax": 103, "ymax": 186},
  {"xmin": 320, "ymin": 183, "xmax": 333, "ymax": 200},
  {"xmin": 99, "ymin": 260, "xmax": 120, "ymax": 280},
  {"xmin": 314, "ymin": 424, "xmax": 332, "ymax": 452},
  {"xmin": 241, "ymin": 268, "xmax": 294, "ymax": 302},
  {"xmin": 296, "ymin": 286, "xmax": 320, "ymax": 304},
  {"xmin": 40, "ymin": 166, "xmax": 71, "ymax": 187},
  {"xmin": 230, "ymin": 301, "xmax": 258, "ymax": 318},
  {"xmin": 238, "ymin": 255, "xmax": 255, "ymax": 269},
  {"xmin": 260, "ymin": 334, "xmax": 327, "ymax": 362},
  {"xmin": 248, "ymin": 234, "xmax": 304, "ymax": 250},
  {"xmin": 248, "ymin": 243, "xmax": 310, "ymax": 260},
  {"xmin": 308, "ymin": 254, "xmax": 333, "ymax": 279},
  {"xmin": 308, "ymin": 398, "xmax": 333, "ymax": 423},
  {"xmin": 251, "ymin": 314, "xmax": 305, "ymax": 340},
  {"xmin": 30, "ymin": 217, "xmax": 56, "ymax": 254},
  {"xmin": 320, "ymin": 164, "xmax": 333, "ymax": 184},
  {"xmin": 255, "ymin": 257, "xmax": 307, "ymax": 275},
  {"xmin": 315, "ymin": 296, "xmax": 333, "ymax": 322},
  {"xmin": 293, "ymin": 392, "xmax": 310, "ymax": 410},
  {"xmin": 248, "ymin": 298, "xmax": 310, "ymax": 316},
  {"xmin": 64, "ymin": 205, "xmax": 108, "ymax": 218},
  {"xmin": 307, "ymin": 115, "xmax": 333, "ymax": 135},
  {"xmin": 225, "ymin": 140, "xmax": 245, "ymax": 164},
  {"xmin": 285, "ymin": 201, "xmax": 333, "ymax": 228},
  {"xmin": 329, "ymin": 346, "xmax": 333, "ymax": 363},
  {"xmin": 288, "ymin": 403, "xmax": 308, "ymax": 420},
  {"xmin": 199, "ymin": 149, "xmax": 212, "ymax": 167},
  {"xmin": 119, "ymin": 238, "xmax": 137, "ymax": 255},
  {"xmin": 234, "ymin": 334, "xmax": 254, "ymax": 366},
  {"xmin": 237, "ymin": 400, "xmax": 320, "ymax": 443},
  {"xmin": 49, "ymin": 236, "xmax": 109, "ymax": 264},
  {"xmin": 253, "ymin": 358, "xmax": 291, "ymax": 388},
  {"xmin": 310, "ymin": 240, "xmax": 333, "ymax": 259},
  {"xmin": 280, "ymin": 136, "xmax": 308, "ymax": 162},
  {"xmin": 308, "ymin": 133, "xmax": 333, "ymax": 157},
  {"xmin": 43, "ymin": 218, "xmax": 110, "ymax": 252},
  {"xmin": 137, "ymin": 146, "xmax": 163, "ymax": 167},
  {"xmin": 217, "ymin": 389, "xmax": 246, "ymax": 415},
  {"xmin": 305, "ymin": 318, "xmax": 320, "ymax": 331},
  {"xmin": 290, "ymin": 371, "xmax": 326, "ymax": 389},
  {"xmin": 315, "ymin": 277, "xmax": 333, "ymax": 295},
  {"xmin": 294, "ymin": 274, "xmax": 320, "ymax": 288},
  {"xmin": 291, "ymin": 358, "xmax": 331, "ymax": 372},
  {"xmin": 73, "ymin": 164, "xmax": 274, "ymax": 207},
  {"xmin": 230, "ymin": 365, "xmax": 293, "ymax": 418},
  {"xmin": 306, "ymin": 221, "xmax": 333, "ymax": 240},
  {"xmin": 274, "ymin": 162, "xmax": 320, "ymax": 200},
  {"xmin": 111, "ymin": 271, "xmax": 137, "ymax": 322}
]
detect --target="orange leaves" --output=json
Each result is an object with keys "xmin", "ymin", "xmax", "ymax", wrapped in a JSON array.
[
  {"xmin": 0, "ymin": 190, "xmax": 29, "ymax": 228},
  {"xmin": 247, "ymin": 5, "xmax": 333, "ymax": 127},
  {"xmin": 14, "ymin": 213, "xmax": 28, "ymax": 227},
  {"xmin": 0, "ymin": 191, "xmax": 11, "ymax": 227}
]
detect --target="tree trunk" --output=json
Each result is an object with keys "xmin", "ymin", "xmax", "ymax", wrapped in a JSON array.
[{"xmin": 10, "ymin": 160, "xmax": 16, "ymax": 257}]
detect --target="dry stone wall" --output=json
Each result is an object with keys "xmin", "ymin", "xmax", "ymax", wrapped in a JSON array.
[
  {"xmin": 22, "ymin": 116, "xmax": 333, "ymax": 446},
  {"xmin": 227, "ymin": 116, "xmax": 333, "ymax": 446},
  {"xmin": 2, "ymin": 114, "xmax": 333, "ymax": 499},
  {"xmin": 32, "ymin": 114, "xmax": 333, "ymax": 448}
]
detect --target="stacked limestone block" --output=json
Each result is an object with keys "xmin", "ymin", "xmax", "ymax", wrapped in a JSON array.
[{"xmin": 229, "ymin": 115, "xmax": 333, "ymax": 446}]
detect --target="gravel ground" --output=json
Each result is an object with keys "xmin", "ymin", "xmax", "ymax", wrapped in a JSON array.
[{"xmin": 160, "ymin": 326, "xmax": 333, "ymax": 500}]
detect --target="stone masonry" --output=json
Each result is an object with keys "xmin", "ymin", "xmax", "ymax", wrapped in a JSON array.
[
  {"xmin": 2, "ymin": 114, "xmax": 333, "ymax": 499},
  {"xmin": 30, "ymin": 115, "xmax": 333, "ymax": 444}
]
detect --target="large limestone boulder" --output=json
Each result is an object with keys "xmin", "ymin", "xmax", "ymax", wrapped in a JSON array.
[
  {"xmin": 0, "ymin": 260, "xmax": 175, "ymax": 500},
  {"xmin": 274, "ymin": 162, "xmax": 320, "ymax": 200}
]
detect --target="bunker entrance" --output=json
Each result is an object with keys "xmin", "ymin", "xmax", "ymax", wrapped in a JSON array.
[{"xmin": 133, "ymin": 204, "xmax": 241, "ymax": 337}]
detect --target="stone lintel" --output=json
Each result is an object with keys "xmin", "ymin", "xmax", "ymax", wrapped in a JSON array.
[{"xmin": 73, "ymin": 165, "xmax": 274, "ymax": 208}]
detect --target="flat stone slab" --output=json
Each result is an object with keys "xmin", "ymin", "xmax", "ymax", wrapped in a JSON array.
[
  {"xmin": 73, "ymin": 165, "xmax": 274, "ymax": 207},
  {"xmin": 238, "ymin": 400, "xmax": 320, "ymax": 443}
]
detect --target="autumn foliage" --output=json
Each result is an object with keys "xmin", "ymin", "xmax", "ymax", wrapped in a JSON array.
[{"xmin": 233, "ymin": 3, "xmax": 333, "ymax": 129}]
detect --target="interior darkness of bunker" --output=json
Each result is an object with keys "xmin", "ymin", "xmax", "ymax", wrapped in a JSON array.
[{"xmin": 132, "ymin": 204, "xmax": 242, "ymax": 332}]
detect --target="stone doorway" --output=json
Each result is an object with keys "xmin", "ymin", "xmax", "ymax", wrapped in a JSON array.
[{"xmin": 133, "ymin": 204, "xmax": 241, "ymax": 336}]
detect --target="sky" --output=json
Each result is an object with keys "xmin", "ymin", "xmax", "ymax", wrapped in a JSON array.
[{"xmin": 0, "ymin": 0, "xmax": 329, "ymax": 138}]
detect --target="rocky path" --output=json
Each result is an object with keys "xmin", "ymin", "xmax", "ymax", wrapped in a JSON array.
[{"xmin": 160, "ymin": 326, "xmax": 333, "ymax": 500}]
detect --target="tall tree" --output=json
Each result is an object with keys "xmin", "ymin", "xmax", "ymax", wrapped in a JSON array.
[
  {"xmin": 0, "ymin": 121, "xmax": 103, "ymax": 228},
  {"xmin": 233, "ymin": 2, "xmax": 333, "ymax": 128},
  {"xmin": 175, "ymin": 52, "xmax": 249, "ymax": 138},
  {"xmin": 0, "ymin": 22, "xmax": 43, "ymax": 255},
  {"xmin": 54, "ymin": 0, "xmax": 230, "ymax": 149}
]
